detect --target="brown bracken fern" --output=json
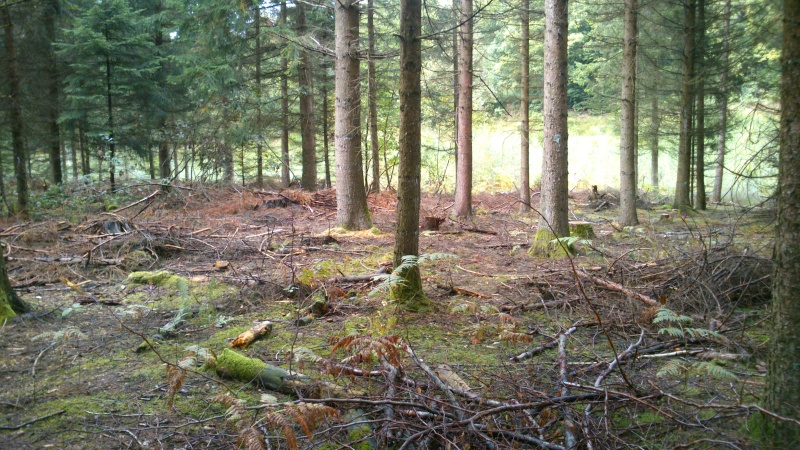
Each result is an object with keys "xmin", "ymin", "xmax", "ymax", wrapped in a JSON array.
[
  {"xmin": 212, "ymin": 394, "xmax": 340, "ymax": 450},
  {"xmin": 165, "ymin": 365, "xmax": 185, "ymax": 408},
  {"xmin": 330, "ymin": 334, "xmax": 407, "ymax": 368}
]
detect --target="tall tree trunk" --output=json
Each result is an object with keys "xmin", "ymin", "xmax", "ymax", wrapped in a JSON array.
[
  {"xmin": 70, "ymin": 126, "xmax": 78, "ymax": 179},
  {"xmin": 392, "ymin": 0, "xmax": 426, "ymax": 309},
  {"xmin": 79, "ymin": 119, "xmax": 90, "ymax": 175},
  {"xmin": 452, "ymin": 0, "xmax": 459, "ymax": 189},
  {"xmin": 712, "ymin": 0, "xmax": 730, "ymax": 203},
  {"xmin": 650, "ymin": 94, "xmax": 660, "ymax": 189},
  {"xmin": 297, "ymin": 3, "xmax": 317, "ymax": 191},
  {"xmin": 280, "ymin": 0, "xmax": 290, "ymax": 187},
  {"xmin": 323, "ymin": 85, "xmax": 331, "ymax": 188},
  {"xmin": 45, "ymin": 0, "xmax": 62, "ymax": 185},
  {"xmin": 619, "ymin": 0, "xmax": 639, "ymax": 226},
  {"xmin": 539, "ymin": 0, "xmax": 569, "ymax": 237},
  {"xmin": 673, "ymin": 0, "xmax": 695, "ymax": 212},
  {"xmin": 367, "ymin": 0, "xmax": 380, "ymax": 193},
  {"xmin": 454, "ymin": 0, "xmax": 473, "ymax": 218},
  {"xmin": 105, "ymin": 49, "xmax": 117, "ymax": 193},
  {"xmin": 519, "ymin": 0, "xmax": 531, "ymax": 213},
  {"xmin": 3, "ymin": 7, "xmax": 28, "ymax": 216},
  {"xmin": 254, "ymin": 1, "xmax": 264, "ymax": 188},
  {"xmin": 148, "ymin": 145, "xmax": 156, "ymax": 179},
  {"xmin": 633, "ymin": 45, "xmax": 640, "ymax": 189},
  {"xmin": 766, "ymin": 0, "xmax": 800, "ymax": 445},
  {"xmin": 222, "ymin": 137, "xmax": 234, "ymax": 182},
  {"xmin": 158, "ymin": 140, "xmax": 171, "ymax": 179},
  {"xmin": 0, "ymin": 141, "xmax": 7, "ymax": 214},
  {"xmin": 334, "ymin": 0, "xmax": 372, "ymax": 230},
  {"xmin": 694, "ymin": 0, "xmax": 706, "ymax": 210}
]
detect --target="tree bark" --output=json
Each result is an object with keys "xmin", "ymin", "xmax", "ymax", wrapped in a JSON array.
[
  {"xmin": 45, "ymin": 0, "xmax": 62, "ymax": 185},
  {"xmin": 454, "ymin": 0, "xmax": 473, "ymax": 218},
  {"xmin": 392, "ymin": 0, "xmax": 427, "ymax": 309},
  {"xmin": 147, "ymin": 144, "xmax": 156, "ymax": 179},
  {"xmin": 673, "ymin": 0, "xmax": 695, "ymax": 212},
  {"xmin": 519, "ymin": 0, "xmax": 531, "ymax": 213},
  {"xmin": 79, "ymin": 119, "xmax": 90, "ymax": 175},
  {"xmin": 70, "ymin": 127, "xmax": 78, "ymax": 179},
  {"xmin": 539, "ymin": 0, "xmax": 569, "ymax": 237},
  {"xmin": 711, "ymin": 0, "xmax": 731, "ymax": 204},
  {"xmin": 322, "ymin": 84, "xmax": 331, "ymax": 189},
  {"xmin": 452, "ymin": 0, "xmax": 459, "ymax": 189},
  {"xmin": 3, "ymin": 7, "xmax": 29, "ymax": 216},
  {"xmin": 334, "ymin": 0, "xmax": 372, "ymax": 230},
  {"xmin": 367, "ymin": 0, "xmax": 380, "ymax": 193},
  {"xmin": 105, "ymin": 48, "xmax": 117, "ymax": 192},
  {"xmin": 254, "ymin": 0, "xmax": 263, "ymax": 188},
  {"xmin": 766, "ymin": 0, "xmax": 800, "ymax": 445},
  {"xmin": 694, "ymin": 0, "xmax": 706, "ymax": 210},
  {"xmin": 297, "ymin": 3, "xmax": 317, "ymax": 191},
  {"xmin": 650, "ymin": 94, "xmax": 660, "ymax": 189},
  {"xmin": 619, "ymin": 0, "xmax": 639, "ymax": 227},
  {"xmin": 280, "ymin": 0, "xmax": 290, "ymax": 187}
]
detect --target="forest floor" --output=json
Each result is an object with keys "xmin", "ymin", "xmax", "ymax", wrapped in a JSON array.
[{"xmin": 0, "ymin": 181, "xmax": 779, "ymax": 449}]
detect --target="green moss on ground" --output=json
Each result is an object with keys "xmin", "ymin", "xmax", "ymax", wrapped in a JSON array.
[{"xmin": 127, "ymin": 270, "xmax": 185, "ymax": 288}]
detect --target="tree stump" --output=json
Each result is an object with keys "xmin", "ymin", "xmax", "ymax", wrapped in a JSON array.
[{"xmin": 569, "ymin": 221, "xmax": 596, "ymax": 239}]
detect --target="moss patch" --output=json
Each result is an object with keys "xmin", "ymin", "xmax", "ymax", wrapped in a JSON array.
[
  {"xmin": 127, "ymin": 270, "xmax": 186, "ymax": 289},
  {"xmin": 528, "ymin": 229, "xmax": 570, "ymax": 257}
]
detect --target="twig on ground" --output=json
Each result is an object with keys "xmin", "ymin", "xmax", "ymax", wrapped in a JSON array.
[{"xmin": 0, "ymin": 409, "xmax": 65, "ymax": 430}]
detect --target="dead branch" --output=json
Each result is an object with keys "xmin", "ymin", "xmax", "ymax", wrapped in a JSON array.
[
  {"xmin": 558, "ymin": 334, "xmax": 578, "ymax": 450},
  {"xmin": 329, "ymin": 265, "xmax": 390, "ymax": 283},
  {"xmin": 511, "ymin": 323, "xmax": 579, "ymax": 362},
  {"xmin": 107, "ymin": 190, "xmax": 160, "ymax": 215},
  {"xmin": 0, "ymin": 409, "xmax": 65, "ymax": 430},
  {"xmin": 576, "ymin": 270, "xmax": 660, "ymax": 307}
]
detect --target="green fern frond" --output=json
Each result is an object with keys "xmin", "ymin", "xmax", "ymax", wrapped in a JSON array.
[
  {"xmin": 694, "ymin": 361, "xmax": 737, "ymax": 380},
  {"xmin": 686, "ymin": 328, "xmax": 722, "ymax": 339},
  {"xmin": 656, "ymin": 360, "xmax": 687, "ymax": 378},
  {"xmin": 658, "ymin": 327, "xmax": 687, "ymax": 338},
  {"xmin": 653, "ymin": 307, "xmax": 692, "ymax": 325},
  {"xmin": 450, "ymin": 302, "xmax": 475, "ymax": 314},
  {"xmin": 479, "ymin": 304, "xmax": 500, "ymax": 315}
]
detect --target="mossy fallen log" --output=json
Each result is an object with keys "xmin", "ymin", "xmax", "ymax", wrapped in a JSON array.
[
  {"xmin": 215, "ymin": 348, "xmax": 300, "ymax": 394},
  {"xmin": 214, "ymin": 349, "xmax": 360, "ymax": 398}
]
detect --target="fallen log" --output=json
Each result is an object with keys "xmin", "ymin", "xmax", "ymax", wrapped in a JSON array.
[
  {"xmin": 214, "ymin": 348, "xmax": 354, "ymax": 397},
  {"xmin": 230, "ymin": 321, "xmax": 273, "ymax": 348}
]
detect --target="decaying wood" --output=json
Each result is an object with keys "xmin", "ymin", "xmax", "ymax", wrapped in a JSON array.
[
  {"xmin": 576, "ymin": 270, "xmax": 661, "ymax": 307},
  {"xmin": 451, "ymin": 286, "xmax": 491, "ymax": 298},
  {"xmin": 214, "ymin": 348, "xmax": 353, "ymax": 397},
  {"xmin": 230, "ymin": 320, "xmax": 273, "ymax": 348}
]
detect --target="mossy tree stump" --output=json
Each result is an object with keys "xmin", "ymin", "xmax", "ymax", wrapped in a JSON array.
[
  {"xmin": 0, "ymin": 248, "xmax": 28, "ymax": 323},
  {"xmin": 569, "ymin": 221, "xmax": 595, "ymax": 239},
  {"xmin": 389, "ymin": 264, "xmax": 430, "ymax": 312},
  {"xmin": 528, "ymin": 229, "xmax": 570, "ymax": 258}
]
